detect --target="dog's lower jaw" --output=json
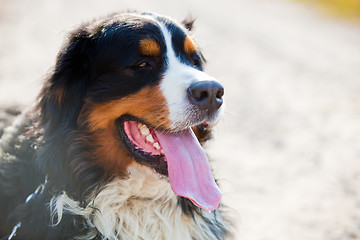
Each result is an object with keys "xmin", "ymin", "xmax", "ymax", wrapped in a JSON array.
[{"xmin": 50, "ymin": 164, "xmax": 227, "ymax": 240}]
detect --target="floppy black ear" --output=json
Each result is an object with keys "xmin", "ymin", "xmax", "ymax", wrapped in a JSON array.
[
  {"xmin": 38, "ymin": 29, "xmax": 92, "ymax": 134},
  {"xmin": 36, "ymin": 29, "xmax": 103, "ymax": 197},
  {"xmin": 182, "ymin": 14, "xmax": 196, "ymax": 31}
]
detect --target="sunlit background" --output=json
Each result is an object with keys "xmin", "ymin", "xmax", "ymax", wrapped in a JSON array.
[
  {"xmin": 1, "ymin": 0, "xmax": 360, "ymax": 239},
  {"xmin": 298, "ymin": 0, "xmax": 360, "ymax": 20}
]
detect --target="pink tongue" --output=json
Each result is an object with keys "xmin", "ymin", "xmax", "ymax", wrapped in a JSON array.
[{"xmin": 155, "ymin": 128, "xmax": 221, "ymax": 212}]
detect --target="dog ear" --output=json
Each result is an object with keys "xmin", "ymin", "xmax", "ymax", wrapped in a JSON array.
[
  {"xmin": 38, "ymin": 29, "xmax": 92, "ymax": 134},
  {"xmin": 36, "ymin": 29, "xmax": 100, "ymax": 195},
  {"xmin": 182, "ymin": 14, "xmax": 196, "ymax": 31}
]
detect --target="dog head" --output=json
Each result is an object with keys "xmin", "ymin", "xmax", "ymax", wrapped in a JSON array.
[{"xmin": 38, "ymin": 12, "xmax": 224, "ymax": 211}]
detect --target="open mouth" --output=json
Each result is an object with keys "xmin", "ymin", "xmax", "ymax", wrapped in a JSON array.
[
  {"xmin": 117, "ymin": 117, "xmax": 168, "ymax": 176},
  {"xmin": 117, "ymin": 115, "xmax": 222, "ymax": 212}
]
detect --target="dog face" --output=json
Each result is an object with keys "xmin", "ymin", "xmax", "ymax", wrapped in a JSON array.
[{"xmin": 40, "ymin": 12, "xmax": 224, "ymax": 211}]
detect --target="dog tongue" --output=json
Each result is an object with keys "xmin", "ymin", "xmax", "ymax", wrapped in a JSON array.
[{"xmin": 155, "ymin": 128, "xmax": 221, "ymax": 212}]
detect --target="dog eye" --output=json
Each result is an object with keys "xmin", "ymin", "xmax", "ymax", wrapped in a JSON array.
[
  {"xmin": 193, "ymin": 58, "xmax": 200, "ymax": 67},
  {"xmin": 138, "ymin": 61, "xmax": 150, "ymax": 68},
  {"xmin": 191, "ymin": 54, "xmax": 202, "ymax": 67},
  {"xmin": 134, "ymin": 60, "xmax": 155, "ymax": 71}
]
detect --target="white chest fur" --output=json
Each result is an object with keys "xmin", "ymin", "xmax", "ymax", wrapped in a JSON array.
[{"xmin": 50, "ymin": 165, "xmax": 225, "ymax": 240}]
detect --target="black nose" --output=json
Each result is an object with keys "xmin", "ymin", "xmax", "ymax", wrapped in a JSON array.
[{"xmin": 187, "ymin": 81, "xmax": 224, "ymax": 115}]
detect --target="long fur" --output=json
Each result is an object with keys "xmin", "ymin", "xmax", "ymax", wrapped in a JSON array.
[
  {"xmin": 0, "ymin": 12, "xmax": 233, "ymax": 240},
  {"xmin": 50, "ymin": 165, "xmax": 228, "ymax": 240}
]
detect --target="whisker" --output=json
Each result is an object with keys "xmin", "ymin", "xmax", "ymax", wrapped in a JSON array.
[{"xmin": 153, "ymin": 118, "xmax": 169, "ymax": 131}]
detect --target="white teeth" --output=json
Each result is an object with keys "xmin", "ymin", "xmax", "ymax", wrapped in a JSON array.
[
  {"xmin": 139, "ymin": 125, "xmax": 150, "ymax": 136},
  {"xmin": 146, "ymin": 134, "xmax": 155, "ymax": 143},
  {"xmin": 153, "ymin": 142, "xmax": 160, "ymax": 150},
  {"xmin": 137, "ymin": 122, "xmax": 162, "ymax": 152}
]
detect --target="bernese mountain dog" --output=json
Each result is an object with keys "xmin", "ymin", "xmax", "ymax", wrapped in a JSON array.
[{"xmin": 0, "ymin": 12, "xmax": 232, "ymax": 240}]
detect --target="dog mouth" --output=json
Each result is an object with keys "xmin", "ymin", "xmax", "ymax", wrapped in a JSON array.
[
  {"xmin": 118, "ymin": 117, "xmax": 168, "ymax": 176},
  {"xmin": 117, "ymin": 115, "xmax": 222, "ymax": 212}
]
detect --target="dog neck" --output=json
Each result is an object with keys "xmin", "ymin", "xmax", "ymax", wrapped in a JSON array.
[{"xmin": 50, "ymin": 164, "xmax": 223, "ymax": 240}]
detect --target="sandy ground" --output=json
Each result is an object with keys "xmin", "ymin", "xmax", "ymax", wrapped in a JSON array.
[{"xmin": 1, "ymin": 0, "xmax": 360, "ymax": 239}]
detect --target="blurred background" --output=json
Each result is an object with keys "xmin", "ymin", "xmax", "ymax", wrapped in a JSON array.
[{"xmin": 1, "ymin": 0, "xmax": 360, "ymax": 239}]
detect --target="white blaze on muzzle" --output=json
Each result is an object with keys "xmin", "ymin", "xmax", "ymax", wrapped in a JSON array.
[{"xmin": 156, "ymin": 23, "xmax": 222, "ymax": 211}]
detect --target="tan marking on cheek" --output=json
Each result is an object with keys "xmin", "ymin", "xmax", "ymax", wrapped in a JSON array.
[
  {"xmin": 184, "ymin": 36, "xmax": 196, "ymax": 56},
  {"xmin": 92, "ymin": 121, "xmax": 133, "ymax": 173},
  {"xmin": 139, "ymin": 38, "xmax": 161, "ymax": 57},
  {"xmin": 86, "ymin": 85, "xmax": 170, "ymax": 131},
  {"xmin": 83, "ymin": 85, "xmax": 170, "ymax": 172}
]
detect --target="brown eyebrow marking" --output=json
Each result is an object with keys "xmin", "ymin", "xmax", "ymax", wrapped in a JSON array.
[
  {"xmin": 184, "ymin": 36, "xmax": 197, "ymax": 56},
  {"xmin": 139, "ymin": 38, "xmax": 161, "ymax": 56}
]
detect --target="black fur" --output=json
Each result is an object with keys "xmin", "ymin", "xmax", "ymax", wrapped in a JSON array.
[{"xmin": 0, "ymin": 12, "xmax": 230, "ymax": 239}]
